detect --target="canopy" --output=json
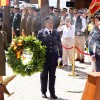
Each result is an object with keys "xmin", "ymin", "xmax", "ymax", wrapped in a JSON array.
[{"xmin": 0, "ymin": 0, "xmax": 9, "ymax": 6}]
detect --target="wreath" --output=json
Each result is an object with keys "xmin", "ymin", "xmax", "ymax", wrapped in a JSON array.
[{"xmin": 7, "ymin": 36, "xmax": 46, "ymax": 76}]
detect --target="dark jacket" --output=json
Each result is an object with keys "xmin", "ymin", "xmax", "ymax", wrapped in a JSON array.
[
  {"xmin": 20, "ymin": 13, "xmax": 28, "ymax": 34},
  {"xmin": 37, "ymin": 29, "xmax": 62, "ymax": 58},
  {"xmin": 31, "ymin": 15, "xmax": 41, "ymax": 36},
  {"xmin": 12, "ymin": 13, "xmax": 21, "ymax": 31}
]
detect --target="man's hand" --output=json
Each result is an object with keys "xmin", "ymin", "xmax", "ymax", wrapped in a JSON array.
[
  {"xmin": 91, "ymin": 55, "xmax": 96, "ymax": 62},
  {"xmin": 58, "ymin": 57, "xmax": 62, "ymax": 62},
  {"xmin": 77, "ymin": 32, "xmax": 81, "ymax": 35}
]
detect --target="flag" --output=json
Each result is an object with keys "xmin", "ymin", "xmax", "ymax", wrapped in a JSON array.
[
  {"xmin": 0, "ymin": 0, "xmax": 9, "ymax": 6},
  {"xmin": 89, "ymin": 0, "xmax": 100, "ymax": 14}
]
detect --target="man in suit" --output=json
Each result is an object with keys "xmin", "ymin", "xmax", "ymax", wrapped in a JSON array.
[
  {"xmin": 12, "ymin": 5, "xmax": 21, "ymax": 37},
  {"xmin": 37, "ymin": 16, "xmax": 62, "ymax": 99}
]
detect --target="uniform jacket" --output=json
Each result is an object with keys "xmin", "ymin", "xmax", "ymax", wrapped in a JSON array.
[
  {"xmin": 31, "ymin": 15, "xmax": 41, "ymax": 36},
  {"xmin": 0, "ymin": 31, "xmax": 8, "ymax": 76},
  {"xmin": 26, "ymin": 14, "xmax": 33, "ymax": 35},
  {"xmin": 12, "ymin": 13, "xmax": 21, "ymax": 31},
  {"xmin": 20, "ymin": 13, "xmax": 28, "ymax": 34},
  {"xmin": 37, "ymin": 28, "xmax": 62, "ymax": 58},
  {"xmin": 89, "ymin": 27, "xmax": 100, "ymax": 56},
  {"xmin": 10, "ymin": 12, "xmax": 14, "ymax": 27},
  {"xmin": 54, "ymin": 16, "xmax": 61, "ymax": 29}
]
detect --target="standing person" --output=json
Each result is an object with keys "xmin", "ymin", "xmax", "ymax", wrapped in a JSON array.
[
  {"xmin": 0, "ymin": 30, "xmax": 8, "ymax": 100},
  {"xmin": 10, "ymin": 6, "xmax": 14, "ymax": 28},
  {"xmin": 58, "ymin": 17, "xmax": 75, "ymax": 66},
  {"xmin": 12, "ymin": 5, "xmax": 21, "ymax": 37},
  {"xmin": 20, "ymin": 7, "xmax": 28, "ymax": 35},
  {"xmin": 88, "ymin": 16, "xmax": 100, "ymax": 72},
  {"xmin": 31, "ymin": 8, "xmax": 41, "ymax": 37},
  {"xmin": 26, "ymin": 7, "xmax": 34, "ymax": 36},
  {"xmin": 60, "ymin": 8, "xmax": 68, "ymax": 23},
  {"xmin": 53, "ymin": 8, "xmax": 61, "ymax": 29},
  {"xmin": 73, "ymin": 9, "xmax": 86, "ymax": 63},
  {"xmin": 49, "ymin": 6, "xmax": 55, "ymax": 17},
  {"xmin": 0, "ymin": 8, "xmax": 3, "ymax": 30},
  {"xmin": 37, "ymin": 16, "xmax": 62, "ymax": 99}
]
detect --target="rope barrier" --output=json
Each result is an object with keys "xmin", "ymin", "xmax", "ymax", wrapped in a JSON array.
[
  {"xmin": 62, "ymin": 44, "xmax": 73, "ymax": 50},
  {"xmin": 62, "ymin": 44, "xmax": 90, "ymax": 55},
  {"xmin": 75, "ymin": 46, "xmax": 90, "ymax": 55}
]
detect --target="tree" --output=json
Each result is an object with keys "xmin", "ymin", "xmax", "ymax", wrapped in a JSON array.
[
  {"xmin": 57, "ymin": 0, "xmax": 60, "ymax": 9},
  {"xmin": 39, "ymin": 0, "xmax": 49, "ymax": 28},
  {"xmin": 15, "ymin": 0, "xmax": 19, "ymax": 6},
  {"xmin": 2, "ymin": 6, "xmax": 11, "ymax": 44}
]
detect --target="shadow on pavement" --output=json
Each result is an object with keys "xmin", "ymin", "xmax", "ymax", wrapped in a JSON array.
[
  {"xmin": 58, "ymin": 65, "xmax": 88, "ymax": 79},
  {"xmin": 47, "ymin": 97, "xmax": 68, "ymax": 100}
]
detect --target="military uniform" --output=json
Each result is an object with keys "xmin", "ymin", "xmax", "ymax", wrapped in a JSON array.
[
  {"xmin": 26, "ymin": 14, "xmax": 33, "ymax": 35},
  {"xmin": 37, "ymin": 28, "xmax": 62, "ymax": 97},
  {"xmin": 31, "ymin": 15, "xmax": 41, "ymax": 36},
  {"xmin": 53, "ymin": 16, "xmax": 61, "ymax": 29},
  {"xmin": 89, "ymin": 27, "xmax": 100, "ymax": 71},
  {"xmin": 0, "ymin": 31, "xmax": 8, "ymax": 76},
  {"xmin": 20, "ymin": 13, "xmax": 28, "ymax": 35},
  {"xmin": 12, "ymin": 13, "xmax": 21, "ymax": 36}
]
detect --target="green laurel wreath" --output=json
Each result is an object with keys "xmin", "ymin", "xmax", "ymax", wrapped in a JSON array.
[{"xmin": 7, "ymin": 36, "xmax": 46, "ymax": 76}]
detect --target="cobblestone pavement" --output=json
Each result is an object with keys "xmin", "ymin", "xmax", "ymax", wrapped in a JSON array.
[{"xmin": 3, "ymin": 54, "xmax": 93, "ymax": 100}]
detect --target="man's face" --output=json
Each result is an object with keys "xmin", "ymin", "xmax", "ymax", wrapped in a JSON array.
[
  {"xmin": 45, "ymin": 20, "xmax": 54, "ymax": 29},
  {"xmin": 28, "ymin": 9, "xmax": 33, "ymax": 14},
  {"xmin": 14, "ymin": 9, "xmax": 19, "ymax": 13}
]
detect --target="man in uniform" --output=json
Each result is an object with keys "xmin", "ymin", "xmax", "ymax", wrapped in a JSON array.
[
  {"xmin": 53, "ymin": 8, "xmax": 61, "ymax": 29},
  {"xmin": 12, "ymin": 5, "xmax": 21, "ymax": 37},
  {"xmin": 37, "ymin": 16, "xmax": 62, "ymax": 99},
  {"xmin": 26, "ymin": 7, "xmax": 34, "ymax": 35},
  {"xmin": 31, "ymin": 8, "xmax": 41, "ymax": 37},
  {"xmin": 20, "ymin": 6, "xmax": 28, "ymax": 35}
]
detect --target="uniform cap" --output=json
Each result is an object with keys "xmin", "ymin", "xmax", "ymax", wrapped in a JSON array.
[
  {"xmin": 44, "ymin": 16, "xmax": 54, "ymax": 22},
  {"xmin": 61, "ymin": 8, "xmax": 67, "ymax": 12},
  {"xmin": 54, "ymin": 8, "xmax": 60, "ymax": 12},
  {"xmin": 14, "ymin": 5, "xmax": 19, "ymax": 9},
  {"xmin": 78, "ymin": 10, "xmax": 83, "ymax": 14}
]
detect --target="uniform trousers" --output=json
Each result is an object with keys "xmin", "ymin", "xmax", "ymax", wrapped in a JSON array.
[
  {"xmin": 62, "ymin": 38, "xmax": 74, "ymax": 65},
  {"xmin": 95, "ymin": 55, "xmax": 100, "ymax": 72},
  {"xmin": 0, "ymin": 85, "xmax": 4, "ymax": 100},
  {"xmin": 40, "ymin": 52, "xmax": 58, "ymax": 95},
  {"xmin": 75, "ymin": 36, "xmax": 85, "ymax": 59}
]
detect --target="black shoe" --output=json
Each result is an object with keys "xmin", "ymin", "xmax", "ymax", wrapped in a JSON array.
[
  {"xmin": 75, "ymin": 58, "xmax": 80, "ymax": 61},
  {"xmin": 50, "ymin": 94, "xmax": 58, "ymax": 99},
  {"xmin": 80, "ymin": 59, "xmax": 84, "ymax": 63},
  {"xmin": 42, "ymin": 93, "xmax": 47, "ymax": 98}
]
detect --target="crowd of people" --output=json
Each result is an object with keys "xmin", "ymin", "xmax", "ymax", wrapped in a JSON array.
[{"xmin": 0, "ymin": 4, "xmax": 100, "ymax": 99}]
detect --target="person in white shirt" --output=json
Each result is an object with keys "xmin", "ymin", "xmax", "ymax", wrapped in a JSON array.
[{"xmin": 58, "ymin": 17, "xmax": 75, "ymax": 66}]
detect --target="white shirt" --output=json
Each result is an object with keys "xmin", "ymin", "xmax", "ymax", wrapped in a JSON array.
[
  {"xmin": 73, "ymin": 16, "xmax": 86, "ymax": 32},
  {"xmin": 57, "ymin": 25, "xmax": 75, "ymax": 39},
  {"xmin": 45, "ymin": 28, "xmax": 53, "ymax": 35}
]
